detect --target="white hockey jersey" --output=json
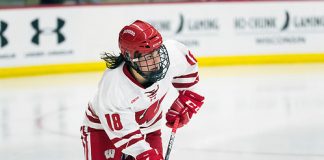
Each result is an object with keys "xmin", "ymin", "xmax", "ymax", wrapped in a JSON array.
[{"xmin": 82, "ymin": 40, "xmax": 200, "ymax": 157}]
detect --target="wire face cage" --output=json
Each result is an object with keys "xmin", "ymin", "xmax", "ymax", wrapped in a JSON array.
[{"xmin": 128, "ymin": 44, "xmax": 170, "ymax": 83}]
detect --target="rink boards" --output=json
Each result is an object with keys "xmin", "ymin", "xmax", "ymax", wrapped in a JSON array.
[{"xmin": 1, "ymin": 1, "xmax": 324, "ymax": 77}]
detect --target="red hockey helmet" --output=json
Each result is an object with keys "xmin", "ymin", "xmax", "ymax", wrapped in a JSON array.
[
  {"xmin": 119, "ymin": 20, "xmax": 162, "ymax": 57},
  {"xmin": 119, "ymin": 20, "xmax": 170, "ymax": 83}
]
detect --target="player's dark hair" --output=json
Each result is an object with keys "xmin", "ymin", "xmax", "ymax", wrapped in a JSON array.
[{"xmin": 101, "ymin": 52, "xmax": 124, "ymax": 69}]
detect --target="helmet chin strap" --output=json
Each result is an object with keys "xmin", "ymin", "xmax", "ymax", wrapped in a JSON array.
[
  {"xmin": 128, "ymin": 65, "xmax": 156, "ymax": 88},
  {"xmin": 128, "ymin": 66, "xmax": 148, "ymax": 83}
]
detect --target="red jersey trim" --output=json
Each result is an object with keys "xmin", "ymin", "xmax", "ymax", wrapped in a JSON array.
[
  {"xmin": 87, "ymin": 103, "xmax": 99, "ymax": 119},
  {"xmin": 119, "ymin": 136, "xmax": 145, "ymax": 150},
  {"xmin": 185, "ymin": 51, "xmax": 197, "ymax": 65},
  {"xmin": 173, "ymin": 72, "xmax": 198, "ymax": 79},
  {"xmin": 86, "ymin": 112, "xmax": 101, "ymax": 123},
  {"xmin": 111, "ymin": 129, "xmax": 142, "ymax": 144},
  {"xmin": 172, "ymin": 76, "xmax": 199, "ymax": 88},
  {"xmin": 85, "ymin": 103, "xmax": 100, "ymax": 123}
]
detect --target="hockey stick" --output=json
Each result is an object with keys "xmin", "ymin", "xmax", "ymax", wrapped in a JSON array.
[{"xmin": 165, "ymin": 118, "xmax": 180, "ymax": 160}]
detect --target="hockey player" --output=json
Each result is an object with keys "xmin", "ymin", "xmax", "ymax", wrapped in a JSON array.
[{"xmin": 80, "ymin": 20, "xmax": 205, "ymax": 160}]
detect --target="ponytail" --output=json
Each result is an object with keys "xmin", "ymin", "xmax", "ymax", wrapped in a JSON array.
[{"xmin": 101, "ymin": 52, "xmax": 124, "ymax": 69}]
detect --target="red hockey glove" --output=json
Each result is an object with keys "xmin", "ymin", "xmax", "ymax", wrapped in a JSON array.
[
  {"xmin": 166, "ymin": 90, "xmax": 205, "ymax": 128},
  {"xmin": 136, "ymin": 149, "xmax": 163, "ymax": 160}
]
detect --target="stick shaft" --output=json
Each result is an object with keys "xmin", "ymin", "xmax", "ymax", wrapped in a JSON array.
[{"xmin": 165, "ymin": 118, "xmax": 180, "ymax": 160}]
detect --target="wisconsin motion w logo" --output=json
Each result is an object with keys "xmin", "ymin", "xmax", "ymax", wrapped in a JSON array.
[
  {"xmin": 31, "ymin": 18, "xmax": 65, "ymax": 45},
  {"xmin": 0, "ymin": 20, "xmax": 8, "ymax": 47}
]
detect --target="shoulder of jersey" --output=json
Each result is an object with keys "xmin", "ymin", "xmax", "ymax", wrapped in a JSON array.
[
  {"xmin": 164, "ymin": 39, "xmax": 187, "ymax": 54},
  {"xmin": 99, "ymin": 66, "xmax": 126, "ymax": 98},
  {"xmin": 163, "ymin": 39, "xmax": 179, "ymax": 48}
]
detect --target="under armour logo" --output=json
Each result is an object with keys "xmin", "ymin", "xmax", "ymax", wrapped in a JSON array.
[
  {"xmin": 31, "ymin": 18, "xmax": 65, "ymax": 45},
  {"xmin": 131, "ymin": 96, "xmax": 139, "ymax": 104},
  {"xmin": 0, "ymin": 20, "xmax": 8, "ymax": 47},
  {"xmin": 104, "ymin": 149, "xmax": 115, "ymax": 159}
]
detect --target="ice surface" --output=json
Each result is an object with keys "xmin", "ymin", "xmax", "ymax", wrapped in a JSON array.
[{"xmin": 1, "ymin": 64, "xmax": 324, "ymax": 160}]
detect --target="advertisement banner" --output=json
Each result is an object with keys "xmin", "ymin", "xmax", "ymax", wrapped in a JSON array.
[{"xmin": 1, "ymin": 1, "xmax": 324, "ymax": 68}]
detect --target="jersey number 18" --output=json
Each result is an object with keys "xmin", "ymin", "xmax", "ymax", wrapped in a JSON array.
[{"xmin": 105, "ymin": 114, "xmax": 123, "ymax": 131}]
